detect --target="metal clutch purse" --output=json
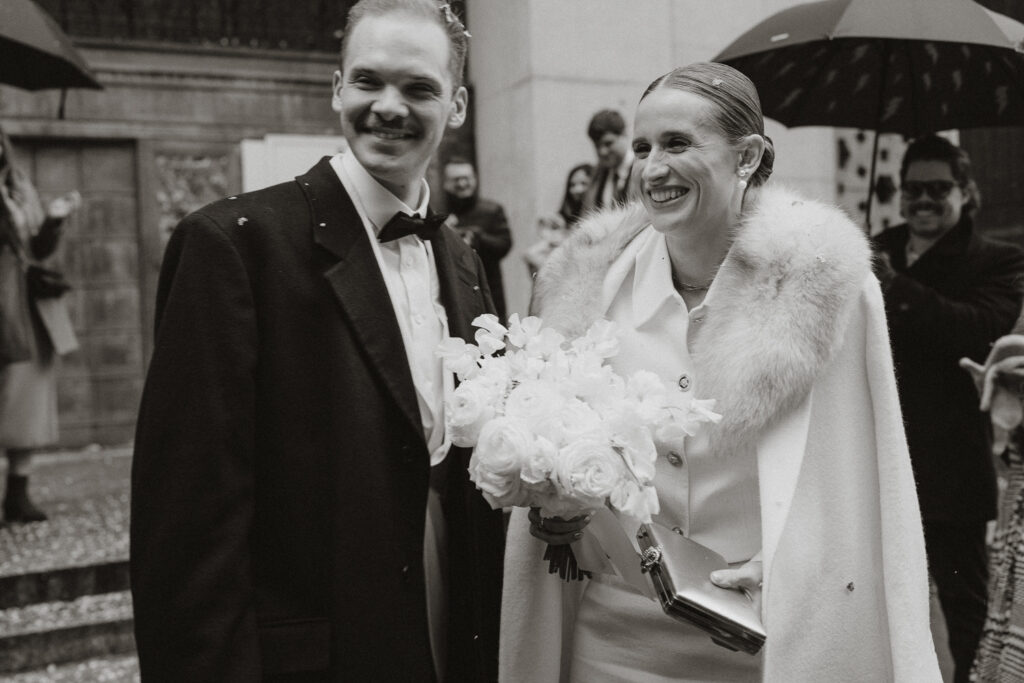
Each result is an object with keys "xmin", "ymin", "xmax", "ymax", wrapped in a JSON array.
[{"xmin": 636, "ymin": 523, "xmax": 766, "ymax": 655}]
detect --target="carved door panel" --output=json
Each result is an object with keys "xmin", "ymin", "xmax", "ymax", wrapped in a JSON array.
[{"xmin": 13, "ymin": 140, "xmax": 142, "ymax": 447}]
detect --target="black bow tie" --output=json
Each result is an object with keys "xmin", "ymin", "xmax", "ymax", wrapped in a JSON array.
[{"xmin": 378, "ymin": 212, "xmax": 447, "ymax": 242}]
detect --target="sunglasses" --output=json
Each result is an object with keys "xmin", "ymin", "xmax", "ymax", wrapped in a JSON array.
[{"xmin": 900, "ymin": 180, "xmax": 957, "ymax": 201}]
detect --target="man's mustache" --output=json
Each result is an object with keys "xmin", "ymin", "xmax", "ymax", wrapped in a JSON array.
[{"xmin": 908, "ymin": 201, "xmax": 943, "ymax": 214}]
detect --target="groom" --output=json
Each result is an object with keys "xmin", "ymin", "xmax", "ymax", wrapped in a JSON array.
[{"xmin": 129, "ymin": 1, "xmax": 505, "ymax": 681}]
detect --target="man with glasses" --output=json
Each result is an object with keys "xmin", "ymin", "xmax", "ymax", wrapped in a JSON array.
[{"xmin": 873, "ymin": 134, "xmax": 1024, "ymax": 683}]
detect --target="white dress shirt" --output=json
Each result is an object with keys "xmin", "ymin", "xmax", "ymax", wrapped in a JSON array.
[{"xmin": 330, "ymin": 152, "xmax": 452, "ymax": 465}]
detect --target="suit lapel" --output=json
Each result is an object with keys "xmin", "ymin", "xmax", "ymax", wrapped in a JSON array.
[
  {"xmin": 298, "ymin": 158, "xmax": 423, "ymax": 438},
  {"xmin": 432, "ymin": 225, "xmax": 486, "ymax": 342}
]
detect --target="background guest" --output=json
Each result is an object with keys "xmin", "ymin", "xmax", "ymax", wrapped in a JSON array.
[
  {"xmin": 558, "ymin": 162, "xmax": 593, "ymax": 228},
  {"xmin": 0, "ymin": 127, "xmax": 81, "ymax": 524},
  {"xmin": 873, "ymin": 134, "xmax": 1024, "ymax": 683},
  {"xmin": 961, "ymin": 331, "xmax": 1024, "ymax": 682},
  {"xmin": 580, "ymin": 108, "xmax": 633, "ymax": 212},
  {"xmin": 443, "ymin": 155, "xmax": 513, "ymax": 320}
]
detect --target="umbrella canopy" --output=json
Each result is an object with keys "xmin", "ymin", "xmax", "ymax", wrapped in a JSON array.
[
  {"xmin": 714, "ymin": 0, "xmax": 1024, "ymax": 137},
  {"xmin": 0, "ymin": 0, "xmax": 102, "ymax": 90}
]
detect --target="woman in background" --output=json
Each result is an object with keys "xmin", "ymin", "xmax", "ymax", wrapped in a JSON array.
[
  {"xmin": 0, "ymin": 128, "xmax": 80, "ymax": 524},
  {"xmin": 558, "ymin": 163, "xmax": 594, "ymax": 228}
]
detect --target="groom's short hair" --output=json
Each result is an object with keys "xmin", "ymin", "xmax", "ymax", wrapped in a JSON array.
[{"xmin": 339, "ymin": 0, "xmax": 470, "ymax": 88}]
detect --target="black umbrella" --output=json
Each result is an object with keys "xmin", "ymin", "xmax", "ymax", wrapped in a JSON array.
[
  {"xmin": 714, "ymin": 0, "xmax": 1024, "ymax": 226},
  {"xmin": 0, "ymin": 0, "xmax": 103, "ymax": 91}
]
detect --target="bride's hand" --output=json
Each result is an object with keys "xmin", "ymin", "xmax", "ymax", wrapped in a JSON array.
[
  {"xmin": 710, "ymin": 560, "xmax": 763, "ymax": 615},
  {"xmin": 527, "ymin": 506, "xmax": 593, "ymax": 545}
]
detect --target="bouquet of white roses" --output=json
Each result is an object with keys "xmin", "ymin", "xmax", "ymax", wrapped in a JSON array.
[{"xmin": 437, "ymin": 314, "xmax": 721, "ymax": 579}]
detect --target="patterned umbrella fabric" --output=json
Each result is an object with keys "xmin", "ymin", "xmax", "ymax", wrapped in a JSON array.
[
  {"xmin": 714, "ymin": 0, "xmax": 1024, "ymax": 137},
  {"xmin": 0, "ymin": 0, "xmax": 102, "ymax": 90}
]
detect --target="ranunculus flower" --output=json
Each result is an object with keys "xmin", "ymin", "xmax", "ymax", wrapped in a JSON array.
[
  {"xmin": 568, "ymin": 354, "xmax": 620, "ymax": 400},
  {"xmin": 534, "ymin": 398, "xmax": 603, "ymax": 445},
  {"xmin": 553, "ymin": 437, "xmax": 625, "ymax": 508},
  {"xmin": 446, "ymin": 382, "xmax": 498, "ymax": 447},
  {"xmin": 520, "ymin": 435, "xmax": 558, "ymax": 485},
  {"xmin": 504, "ymin": 379, "xmax": 566, "ymax": 430},
  {"xmin": 469, "ymin": 417, "xmax": 532, "ymax": 508}
]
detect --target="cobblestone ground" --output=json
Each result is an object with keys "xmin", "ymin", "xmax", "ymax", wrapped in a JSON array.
[
  {"xmin": 0, "ymin": 656, "xmax": 139, "ymax": 683},
  {"xmin": 0, "ymin": 448, "xmax": 130, "ymax": 576},
  {"xmin": 0, "ymin": 447, "xmax": 137, "ymax": 681}
]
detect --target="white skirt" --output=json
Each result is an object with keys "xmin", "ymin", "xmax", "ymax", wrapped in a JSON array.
[{"xmin": 569, "ymin": 574, "xmax": 762, "ymax": 683}]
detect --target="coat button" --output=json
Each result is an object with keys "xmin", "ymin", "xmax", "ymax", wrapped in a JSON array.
[
  {"xmin": 677, "ymin": 374, "xmax": 691, "ymax": 391},
  {"xmin": 402, "ymin": 565, "xmax": 411, "ymax": 582},
  {"xmin": 666, "ymin": 451, "xmax": 683, "ymax": 467}
]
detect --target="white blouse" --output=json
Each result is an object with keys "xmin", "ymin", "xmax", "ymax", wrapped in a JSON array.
[{"xmin": 603, "ymin": 227, "xmax": 760, "ymax": 563}]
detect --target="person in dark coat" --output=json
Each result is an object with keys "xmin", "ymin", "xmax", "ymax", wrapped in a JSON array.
[
  {"xmin": 129, "ymin": 2, "xmax": 505, "ymax": 681},
  {"xmin": 442, "ymin": 156, "xmax": 512, "ymax": 321},
  {"xmin": 873, "ymin": 134, "xmax": 1024, "ymax": 683},
  {"xmin": 580, "ymin": 109, "xmax": 634, "ymax": 213}
]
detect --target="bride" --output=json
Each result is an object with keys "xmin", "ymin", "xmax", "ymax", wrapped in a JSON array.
[{"xmin": 499, "ymin": 62, "xmax": 941, "ymax": 682}]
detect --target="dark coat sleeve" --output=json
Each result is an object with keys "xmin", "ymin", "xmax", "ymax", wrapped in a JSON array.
[
  {"xmin": 470, "ymin": 204, "xmax": 512, "ymax": 261},
  {"xmin": 29, "ymin": 216, "xmax": 63, "ymax": 260},
  {"xmin": 883, "ymin": 245, "xmax": 1024, "ymax": 360},
  {"xmin": 130, "ymin": 212, "xmax": 262, "ymax": 682}
]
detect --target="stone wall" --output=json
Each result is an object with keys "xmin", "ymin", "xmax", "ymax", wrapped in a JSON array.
[{"xmin": 1, "ymin": 41, "xmax": 340, "ymax": 447}]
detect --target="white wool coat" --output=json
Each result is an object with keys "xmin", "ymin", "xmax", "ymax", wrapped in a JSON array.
[{"xmin": 500, "ymin": 188, "xmax": 941, "ymax": 682}]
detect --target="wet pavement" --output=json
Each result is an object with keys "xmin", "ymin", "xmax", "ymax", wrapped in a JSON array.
[{"xmin": 0, "ymin": 447, "xmax": 137, "ymax": 681}]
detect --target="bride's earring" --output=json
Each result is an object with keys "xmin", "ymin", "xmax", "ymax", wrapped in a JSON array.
[{"xmin": 737, "ymin": 168, "xmax": 750, "ymax": 190}]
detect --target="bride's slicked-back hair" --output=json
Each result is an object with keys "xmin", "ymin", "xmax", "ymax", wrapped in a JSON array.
[
  {"xmin": 641, "ymin": 62, "xmax": 775, "ymax": 187},
  {"xmin": 339, "ymin": 0, "xmax": 469, "ymax": 88}
]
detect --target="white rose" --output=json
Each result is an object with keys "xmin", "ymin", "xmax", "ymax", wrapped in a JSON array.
[
  {"xmin": 446, "ymin": 381, "xmax": 498, "ymax": 447},
  {"xmin": 469, "ymin": 417, "xmax": 532, "ymax": 507},
  {"xmin": 568, "ymin": 354, "xmax": 619, "ymax": 400},
  {"xmin": 520, "ymin": 435, "xmax": 558, "ymax": 485},
  {"xmin": 504, "ymin": 379, "xmax": 566, "ymax": 430},
  {"xmin": 534, "ymin": 398, "xmax": 603, "ymax": 445},
  {"xmin": 552, "ymin": 437, "xmax": 625, "ymax": 508}
]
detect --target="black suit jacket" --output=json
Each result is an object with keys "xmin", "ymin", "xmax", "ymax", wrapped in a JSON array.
[
  {"xmin": 130, "ymin": 158, "xmax": 505, "ymax": 682},
  {"xmin": 873, "ymin": 217, "xmax": 1024, "ymax": 522}
]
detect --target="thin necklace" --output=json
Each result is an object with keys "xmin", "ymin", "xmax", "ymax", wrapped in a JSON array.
[{"xmin": 671, "ymin": 271, "xmax": 713, "ymax": 292}]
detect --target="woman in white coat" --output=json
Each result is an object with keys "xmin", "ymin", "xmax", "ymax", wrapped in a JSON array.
[{"xmin": 499, "ymin": 62, "xmax": 941, "ymax": 682}]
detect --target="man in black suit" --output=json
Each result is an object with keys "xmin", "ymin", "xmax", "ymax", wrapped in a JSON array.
[
  {"xmin": 442, "ymin": 156, "xmax": 512, "ymax": 321},
  {"xmin": 580, "ymin": 108, "xmax": 633, "ymax": 212},
  {"xmin": 873, "ymin": 134, "xmax": 1024, "ymax": 683},
  {"xmin": 129, "ymin": 1, "xmax": 505, "ymax": 681}
]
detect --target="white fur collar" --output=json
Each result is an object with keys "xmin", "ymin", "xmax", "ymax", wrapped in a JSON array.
[{"xmin": 531, "ymin": 186, "xmax": 872, "ymax": 456}]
